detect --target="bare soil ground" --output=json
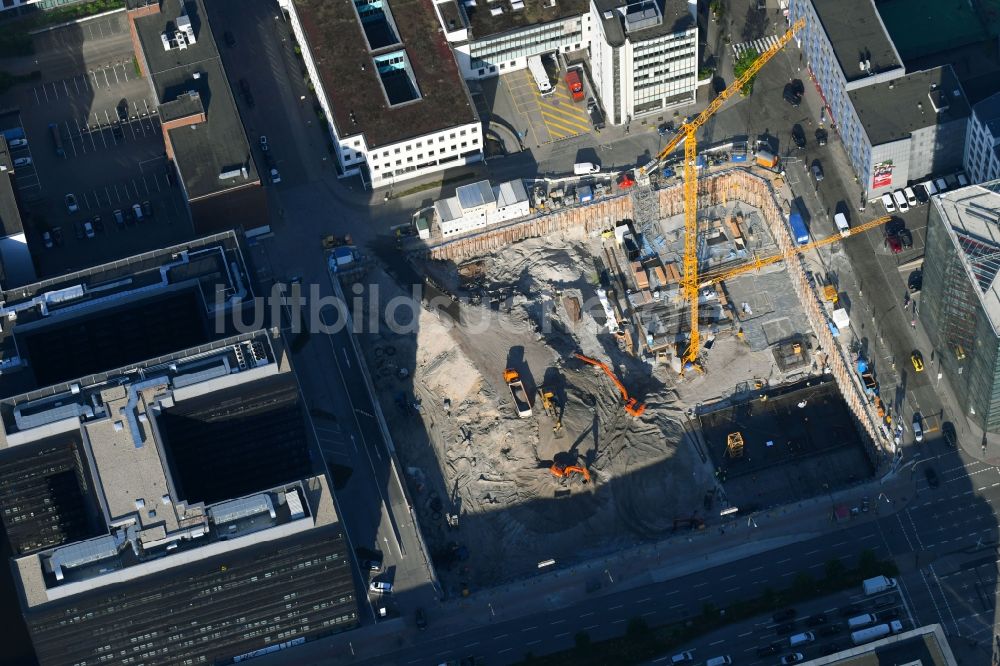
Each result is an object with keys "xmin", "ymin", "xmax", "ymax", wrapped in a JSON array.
[{"xmin": 356, "ymin": 237, "xmax": 723, "ymax": 591}]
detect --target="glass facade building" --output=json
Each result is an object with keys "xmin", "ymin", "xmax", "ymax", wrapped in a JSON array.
[{"xmin": 920, "ymin": 181, "xmax": 1000, "ymax": 432}]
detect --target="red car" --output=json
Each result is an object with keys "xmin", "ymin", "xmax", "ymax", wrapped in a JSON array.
[{"xmin": 886, "ymin": 234, "xmax": 902, "ymax": 253}]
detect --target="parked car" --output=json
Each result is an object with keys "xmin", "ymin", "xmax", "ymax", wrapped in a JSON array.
[
  {"xmin": 811, "ymin": 162, "xmax": 824, "ymax": 182},
  {"xmin": 8, "ymin": 138, "xmax": 27, "ymax": 148},
  {"xmin": 806, "ymin": 614, "xmax": 827, "ymax": 626},
  {"xmin": 925, "ymin": 466, "xmax": 939, "ymax": 487},
  {"xmin": 113, "ymin": 209, "xmax": 125, "ymax": 226},
  {"xmin": 783, "ymin": 79, "xmax": 804, "ymax": 106},
  {"xmin": 898, "ymin": 228, "xmax": 913, "ymax": 249},
  {"xmin": 141, "ymin": 200, "xmax": 153, "ymax": 218},
  {"xmin": 259, "ymin": 135, "xmax": 269, "ymax": 152},
  {"xmin": 92, "ymin": 215, "xmax": 104, "ymax": 234},
  {"xmin": 223, "ymin": 30, "xmax": 236, "ymax": 47},
  {"xmin": 415, "ymin": 608, "xmax": 427, "ymax": 630},
  {"xmin": 51, "ymin": 226, "xmax": 63, "ymax": 246},
  {"xmin": 357, "ymin": 548, "xmax": 383, "ymax": 571},
  {"xmin": 73, "ymin": 220, "xmax": 85, "ymax": 239},
  {"xmin": 83, "ymin": 220, "xmax": 95, "ymax": 239},
  {"xmin": 913, "ymin": 184, "xmax": 929, "ymax": 205},
  {"xmin": 818, "ymin": 624, "xmax": 841, "ymax": 637},
  {"xmin": 776, "ymin": 622, "xmax": 796, "ymax": 635},
  {"xmin": 669, "ymin": 652, "xmax": 694, "ymax": 664},
  {"xmin": 773, "ymin": 609, "xmax": 797, "ymax": 623},
  {"xmin": 881, "ymin": 193, "xmax": 896, "ymax": 212},
  {"xmin": 885, "ymin": 218, "xmax": 905, "ymax": 235},
  {"xmin": 815, "ymin": 128, "xmax": 828, "ymax": 146},
  {"xmin": 42, "ymin": 231, "xmax": 53, "ymax": 248},
  {"xmin": 13, "ymin": 156, "xmax": 32, "ymax": 167},
  {"xmin": 132, "ymin": 202, "xmax": 144, "ymax": 221},
  {"xmin": 112, "ymin": 125, "xmax": 124, "ymax": 139},
  {"xmin": 913, "ymin": 414, "xmax": 924, "ymax": 442},
  {"xmin": 756, "ymin": 644, "xmax": 780, "ymax": 657},
  {"xmin": 911, "ymin": 350, "xmax": 924, "ymax": 372},
  {"xmin": 270, "ymin": 168, "xmax": 281, "ymax": 184},
  {"xmin": 942, "ymin": 421, "xmax": 957, "ymax": 447},
  {"xmin": 238, "ymin": 79, "xmax": 255, "ymax": 108},
  {"xmin": 886, "ymin": 234, "xmax": 903, "ymax": 254},
  {"xmin": 791, "ymin": 124, "xmax": 806, "ymax": 149},
  {"xmin": 908, "ymin": 270, "xmax": 922, "ymax": 292},
  {"xmin": 781, "ymin": 654, "xmax": 804, "ymax": 665},
  {"xmin": 369, "ymin": 580, "xmax": 392, "ymax": 594},
  {"xmin": 65, "ymin": 193, "xmax": 79, "ymax": 213}
]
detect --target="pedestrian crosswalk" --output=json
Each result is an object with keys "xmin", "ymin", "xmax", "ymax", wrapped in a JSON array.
[{"xmin": 732, "ymin": 34, "xmax": 782, "ymax": 59}]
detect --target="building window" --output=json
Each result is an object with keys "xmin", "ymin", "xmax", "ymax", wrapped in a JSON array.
[
  {"xmin": 478, "ymin": 68, "xmax": 485, "ymax": 75},
  {"xmin": 429, "ymin": 150, "xmax": 435, "ymax": 156},
  {"xmin": 394, "ymin": 148, "xmax": 400, "ymax": 154},
  {"xmin": 450, "ymin": 133, "xmax": 456, "ymax": 139},
  {"xmin": 460, "ymin": 129, "xmax": 466, "ymax": 136},
  {"xmin": 461, "ymin": 141, "xmax": 467, "ymax": 147}
]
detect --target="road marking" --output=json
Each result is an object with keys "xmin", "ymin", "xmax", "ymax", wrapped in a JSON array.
[
  {"xmin": 693, "ymin": 582, "xmax": 708, "ymax": 588},
  {"xmin": 612, "ymin": 619, "xmax": 625, "ymax": 624},
  {"xmin": 721, "ymin": 574, "xmax": 737, "ymax": 581},
  {"xmin": 580, "ymin": 612, "xmax": 595, "ymax": 618},
  {"xmin": 608, "ymin": 605, "xmax": 622, "ymax": 610},
  {"xmin": 739, "ymin": 631, "xmax": 753, "ymax": 637},
  {"xmin": 636, "ymin": 598, "xmax": 651, "ymax": 604},
  {"xmin": 805, "ymin": 549, "xmax": 821, "ymax": 556},
  {"xmin": 498, "ymin": 648, "xmax": 512, "ymax": 654},
  {"xmin": 710, "ymin": 639, "xmax": 725, "ymax": 646},
  {"xmin": 642, "ymin": 611, "xmax": 657, "ymax": 616},
  {"xmin": 494, "ymin": 634, "xmax": 508, "ymax": 640},
  {"xmin": 670, "ymin": 603, "xmax": 684, "ymax": 610},
  {"xmin": 551, "ymin": 619, "xmax": 566, "ymax": 624},
  {"xmin": 750, "ymin": 566, "xmax": 764, "ymax": 572},
  {"xmin": 526, "ymin": 639, "xmax": 541, "ymax": 646},
  {"xmin": 464, "ymin": 642, "xmax": 479, "ymax": 648},
  {"xmin": 583, "ymin": 625, "xmax": 599, "ymax": 631},
  {"xmin": 521, "ymin": 625, "xmax": 537, "ymax": 631},
  {"xmin": 698, "ymin": 595, "xmax": 713, "ymax": 601},
  {"xmin": 726, "ymin": 587, "xmax": 741, "ymax": 593}
]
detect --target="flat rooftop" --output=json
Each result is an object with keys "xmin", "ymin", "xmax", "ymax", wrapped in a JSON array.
[
  {"xmin": 291, "ymin": 0, "xmax": 478, "ymax": 149},
  {"xmin": 809, "ymin": 0, "xmax": 901, "ymax": 83},
  {"xmin": 877, "ymin": 0, "xmax": 992, "ymax": 62},
  {"xmin": 0, "ymin": 231, "xmax": 252, "ymax": 397},
  {"xmin": 0, "ymin": 330, "xmax": 337, "ymax": 609},
  {"xmin": 807, "ymin": 623, "xmax": 956, "ymax": 665},
  {"xmin": 593, "ymin": 0, "xmax": 695, "ymax": 48},
  {"xmin": 132, "ymin": 0, "xmax": 259, "ymax": 199},
  {"xmin": 850, "ymin": 65, "xmax": 970, "ymax": 146},
  {"xmin": 463, "ymin": 0, "xmax": 588, "ymax": 39},
  {"xmin": 934, "ymin": 180, "xmax": 1000, "ymax": 334}
]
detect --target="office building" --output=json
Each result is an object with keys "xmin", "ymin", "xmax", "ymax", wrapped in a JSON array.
[
  {"xmin": 964, "ymin": 92, "xmax": 1000, "ymax": 185},
  {"xmin": 0, "ymin": 329, "xmax": 358, "ymax": 665},
  {"xmin": 0, "ymin": 135, "xmax": 35, "ymax": 288},
  {"xmin": 127, "ymin": 0, "xmax": 268, "ymax": 234},
  {"xmin": 790, "ymin": 0, "xmax": 971, "ymax": 197},
  {"xmin": 807, "ymin": 623, "xmax": 956, "ymax": 665},
  {"xmin": 919, "ymin": 180, "xmax": 1000, "ymax": 433},
  {"xmin": 278, "ymin": 0, "xmax": 483, "ymax": 190}
]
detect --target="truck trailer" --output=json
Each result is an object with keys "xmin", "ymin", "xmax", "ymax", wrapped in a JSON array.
[
  {"xmin": 851, "ymin": 620, "xmax": 902, "ymax": 645},
  {"xmin": 788, "ymin": 212, "xmax": 809, "ymax": 245},
  {"xmin": 504, "ymin": 369, "xmax": 532, "ymax": 418},
  {"xmin": 862, "ymin": 575, "xmax": 897, "ymax": 595},
  {"xmin": 755, "ymin": 149, "xmax": 779, "ymax": 169}
]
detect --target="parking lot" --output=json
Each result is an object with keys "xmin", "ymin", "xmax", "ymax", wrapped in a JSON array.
[
  {"xmin": 0, "ymin": 14, "xmax": 193, "ymax": 276},
  {"xmin": 505, "ymin": 69, "xmax": 593, "ymax": 144}
]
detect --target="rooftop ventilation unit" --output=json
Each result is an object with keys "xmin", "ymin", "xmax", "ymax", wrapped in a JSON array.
[{"xmin": 176, "ymin": 14, "xmax": 196, "ymax": 44}]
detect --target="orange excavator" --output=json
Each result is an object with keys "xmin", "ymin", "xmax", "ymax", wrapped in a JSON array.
[
  {"xmin": 550, "ymin": 463, "xmax": 591, "ymax": 483},
  {"xmin": 573, "ymin": 353, "xmax": 645, "ymax": 417}
]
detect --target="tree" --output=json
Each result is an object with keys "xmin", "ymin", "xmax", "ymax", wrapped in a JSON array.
[
  {"xmin": 574, "ymin": 631, "xmax": 591, "ymax": 651},
  {"xmin": 858, "ymin": 548, "xmax": 879, "ymax": 577},
  {"xmin": 792, "ymin": 572, "xmax": 816, "ymax": 599},
  {"xmin": 627, "ymin": 616, "xmax": 650, "ymax": 640},
  {"xmin": 733, "ymin": 48, "xmax": 760, "ymax": 96},
  {"xmin": 825, "ymin": 558, "xmax": 846, "ymax": 581}
]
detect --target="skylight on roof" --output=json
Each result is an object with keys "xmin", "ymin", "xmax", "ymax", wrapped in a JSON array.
[{"xmin": 373, "ymin": 50, "xmax": 421, "ymax": 106}]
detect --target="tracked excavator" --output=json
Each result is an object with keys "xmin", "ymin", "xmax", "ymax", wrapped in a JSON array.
[
  {"xmin": 549, "ymin": 463, "xmax": 591, "ymax": 483},
  {"xmin": 573, "ymin": 353, "xmax": 645, "ymax": 417}
]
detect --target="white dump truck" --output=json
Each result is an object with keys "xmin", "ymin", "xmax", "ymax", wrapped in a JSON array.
[{"xmin": 862, "ymin": 575, "xmax": 897, "ymax": 596}]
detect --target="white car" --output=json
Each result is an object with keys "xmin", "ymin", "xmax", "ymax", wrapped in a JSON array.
[
  {"xmin": 8, "ymin": 138, "xmax": 27, "ymax": 149},
  {"xmin": 913, "ymin": 415, "xmax": 924, "ymax": 442},
  {"xmin": 892, "ymin": 190, "xmax": 909, "ymax": 212},
  {"xmin": 13, "ymin": 156, "xmax": 31, "ymax": 167},
  {"xmin": 65, "ymin": 193, "xmax": 79, "ymax": 213},
  {"xmin": 259, "ymin": 135, "xmax": 268, "ymax": 152},
  {"xmin": 270, "ymin": 168, "xmax": 281, "ymax": 184},
  {"xmin": 83, "ymin": 221, "xmax": 95, "ymax": 239},
  {"xmin": 881, "ymin": 193, "xmax": 895, "ymax": 212},
  {"xmin": 42, "ymin": 231, "xmax": 53, "ymax": 248},
  {"xmin": 132, "ymin": 202, "xmax": 144, "ymax": 221},
  {"xmin": 369, "ymin": 580, "xmax": 392, "ymax": 594}
]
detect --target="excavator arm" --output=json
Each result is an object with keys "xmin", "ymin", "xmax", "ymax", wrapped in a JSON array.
[{"xmin": 573, "ymin": 353, "xmax": 646, "ymax": 416}]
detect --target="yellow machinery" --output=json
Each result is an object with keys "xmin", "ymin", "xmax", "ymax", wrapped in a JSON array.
[
  {"xmin": 637, "ymin": 18, "xmax": 806, "ymax": 368},
  {"xmin": 697, "ymin": 216, "xmax": 892, "ymax": 288},
  {"xmin": 726, "ymin": 432, "xmax": 745, "ymax": 458}
]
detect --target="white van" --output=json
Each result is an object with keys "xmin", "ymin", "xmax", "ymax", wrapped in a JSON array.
[
  {"xmin": 573, "ymin": 162, "xmax": 600, "ymax": 175},
  {"xmin": 705, "ymin": 657, "xmax": 732, "ymax": 666},
  {"xmin": 881, "ymin": 193, "xmax": 896, "ymax": 212},
  {"xmin": 834, "ymin": 212, "xmax": 850, "ymax": 237},
  {"xmin": 892, "ymin": 190, "xmax": 909, "ymax": 212},
  {"xmin": 670, "ymin": 652, "xmax": 694, "ymax": 664},
  {"xmin": 935, "ymin": 177, "xmax": 948, "ymax": 192},
  {"xmin": 922, "ymin": 179, "xmax": 937, "ymax": 196},
  {"xmin": 848, "ymin": 613, "xmax": 877, "ymax": 629},
  {"xmin": 957, "ymin": 172, "xmax": 969, "ymax": 187},
  {"xmin": 789, "ymin": 631, "xmax": 815, "ymax": 647},
  {"xmin": 904, "ymin": 187, "xmax": 917, "ymax": 207}
]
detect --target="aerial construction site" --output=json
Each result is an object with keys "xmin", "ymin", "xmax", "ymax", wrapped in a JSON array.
[{"xmin": 348, "ymin": 21, "xmax": 886, "ymax": 593}]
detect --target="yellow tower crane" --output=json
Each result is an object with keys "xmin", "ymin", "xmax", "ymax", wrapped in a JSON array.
[
  {"xmin": 697, "ymin": 215, "xmax": 892, "ymax": 288},
  {"xmin": 637, "ymin": 18, "xmax": 806, "ymax": 369}
]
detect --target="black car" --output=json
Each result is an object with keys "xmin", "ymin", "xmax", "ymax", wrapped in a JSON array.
[
  {"xmin": 879, "ymin": 609, "xmax": 900, "ymax": 621},
  {"xmin": 141, "ymin": 200, "xmax": 153, "ymax": 218},
  {"xmin": 818, "ymin": 624, "xmax": 841, "ymax": 637},
  {"xmin": 885, "ymin": 217, "xmax": 906, "ymax": 236},
  {"xmin": 908, "ymin": 270, "xmax": 922, "ymax": 292},
  {"xmin": 773, "ymin": 608, "xmax": 797, "ymax": 623},
  {"xmin": 238, "ymin": 79, "xmax": 255, "ymax": 108},
  {"xmin": 791, "ymin": 124, "xmax": 806, "ymax": 149},
  {"xmin": 223, "ymin": 30, "xmax": 236, "ymax": 47},
  {"xmin": 925, "ymin": 467, "xmax": 940, "ymax": 488},
  {"xmin": 839, "ymin": 603, "xmax": 863, "ymax": 617},
  {"xmin": 776, "ymin": 622, "xmax": 796, "ymax": 635},
  {"xmin": 657, "ymin": 121, "xmax": 675, "ymax": 137},
  {"xmin": 51, "ymin": 226, "xmax": 64, "ymax": 246},
  {"xmin": 356, "ymin": 547, "xmax": 384, "ymax": 571},
  {"xmin": 874, "ymin": 597, "xmax": 896, "ymax": 610},
  {"xmin": 913, "ymin": 184, "xmax": 929, "ymax": 204},
  {"xmin": 92, "ymin": 215, "xmax": 104, "ymax": 234},
  {"xmin": 756, "ymin": 644, "xmax": 780, "ymax": 657},
  {"xmin": 942, "ymin": 421, "xmax": 957, "ymax": 447},
  {"xmin": 783, "ymin": 79, "xmax": 804, "ymax": 106},
  {"xmin": 806, "ymin": 613, "xmax": 827, "ymax": 626},
  {"xmin": 815, "ymin": 128, "xmax": 828, "ymax": 146},
  {"xmin": 898, "ymin": 228, "xmax": 913, "ymax": 249},
  {"xmin": 415, "ymin": 608, "xmax": 427, "ymax": 630},
  {"xmin": 113, "ymin": 125, "xmax": 124, "ymax": 139}
]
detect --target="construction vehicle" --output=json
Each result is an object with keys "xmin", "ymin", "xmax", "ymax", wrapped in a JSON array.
[
  {"xmin": 697, "ymin": 216, "xmax": 892, "ymax": 288},
  {"xmin": 550, "ymin": 463, "xmax": 591, "ymax": 483},
  {"xmin": 573, "ymin": 353, "xmax": 645, "ymax": 416},
  {"xmin": 321, "ymin": 233, "xmax": 353, "ymax": 249},
  {"xmin": 504, "ymin": 369, "xmax": 532, "ymax": 417},
  {"xmin": 856, "ymin": 357, "xmax": 878, "ymax": 396},
  {"xmin": 538, "ymin": 387, "xmax": 564, "ymax": 437},
  {"xmin": 636, "ymin": 18, "xmax": 806, "ymax": 370}
]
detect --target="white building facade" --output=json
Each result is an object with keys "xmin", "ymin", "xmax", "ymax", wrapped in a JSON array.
[
  {"xmin": 965, "ymin": 92, "xmax": 1000, "ymax": 185},
  {"xmin": 434, "ymin": 179, "xmax": 530, "ymax": 236}
]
